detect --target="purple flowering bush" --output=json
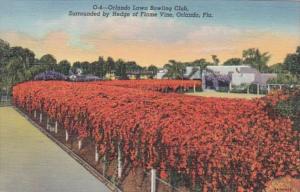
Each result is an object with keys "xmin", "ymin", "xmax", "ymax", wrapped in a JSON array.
[
  {"xmin": 34, "ymin": 71, "xmax": 67, "ymax": 81},
  {"xmin": 205, "ymin": 73, "xmax": 231, "ymax": 89}
]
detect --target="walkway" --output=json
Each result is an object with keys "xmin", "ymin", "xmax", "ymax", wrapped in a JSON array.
[{"xmin": 0, "ymin": 107, "xmax": 110, "ymax": 192}]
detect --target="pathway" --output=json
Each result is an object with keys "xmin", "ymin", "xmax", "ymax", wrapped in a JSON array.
[{"xmin": 0, "ymin": 107, "xmax": 110, "ymax": 192}]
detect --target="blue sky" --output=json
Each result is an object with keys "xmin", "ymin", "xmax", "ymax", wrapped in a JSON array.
[{"xmin": 0, "ymin": 0, "xmax": 299, "ymax": 66}]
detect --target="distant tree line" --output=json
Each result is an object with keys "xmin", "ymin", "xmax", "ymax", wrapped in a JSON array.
[
  {"xmin": 0, "ymin": 39, "xmax": 158, "ymax": 93},
  {"xmin": 0, "ymin": 38, "xmax": 299, "ymax": 93}
]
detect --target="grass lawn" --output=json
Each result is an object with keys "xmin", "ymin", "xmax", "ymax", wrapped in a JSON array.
[{"xmin": 186, "ymin": 91, "xmax": 264, "ymax": 99}]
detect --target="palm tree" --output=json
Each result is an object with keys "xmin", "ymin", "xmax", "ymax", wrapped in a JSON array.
[
  {"xmin": 211, "ymin": 55, "xmax": 220, "ymax": 65},
  {"xmin": 192, "ymin": 59, "xmax": 211, "ymax": 71},
  {"xmin": 163, "ymin": 60, "xmax": 186, "ymax": 79},
  {"xmin": 223, "ymin": 58, "xmax": 242, "ymax": 66},
  {"xmin": 242, "ymin": 48, "xmax": 271, "ymax": 72}
]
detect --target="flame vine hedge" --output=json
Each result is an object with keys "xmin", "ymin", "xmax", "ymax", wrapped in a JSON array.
[
  {"xmin": 97, "ymin": 79, "xmax": 201, "ymax": 92},
  {"xmin": 13, "ymin": 81, "xmax": 300, "ymax": 191}
]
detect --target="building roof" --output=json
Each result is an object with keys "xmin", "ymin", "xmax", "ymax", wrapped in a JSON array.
[
  {"xmin": 207, "ymin": 65, "xmax": 258, "ymax": 75},
  {"xmin": 155, "ymin": 69, "xmax": 168, "ymax": 79},
  {"xmin": 126, "ymin": 70, "xmax": 154, "ymax": 75},
  {"xmin": 183, "ymin": 66, "xmax": 201, "ymax": 79},
  {"xmin": 254, "ymin": 73, "xmax": 277, "ymax": 85}
]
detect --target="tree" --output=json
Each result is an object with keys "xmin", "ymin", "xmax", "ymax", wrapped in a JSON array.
[
  {"xmin": 163, "ymin": 60, "xmax": 186, "ymax": 79},
  {"xmin": 0, "ymin": 39, "xmax": 10, "ymax": 86},
  {"xmin": 146, "ymin": 65, "xmax": 158, "ymax": 78},
  {"xmin": 106, "ymin": 57, "xmax": 115, "ymax": 74},
  {"xmin": 223, "ymin": 58, "xmax": 242, "ymax": 66},
  {"xmin": 267, "ymin": 73, "xmax": 298, "ymax": 85},
  {"xmin": 27, "ymin": 65, "xmax": 48, "ymax": 79},
  {"xmin": 211, "ymin": 55, "xmax": 220, "ymax": 65},
  {"xmin": 126, "ymin": 61, "xmax": 143, "ymax": 71},
  {"xmin": 242, "ymin": 48, "xmax": 271, "ymax": 72},
  {"xmin": 57, "ymin": 60, "xmax": 71, "ymax": 75},
  {"xmin": 283, "ymin": 46, "xmax": 300, "ymax": 77},
  {"xmin": 9, "ymin": 47, "xmax": 35, "ymax": 69},
  {"xmin": 39, "ymin": 54, "xmax": 57, "ymax": 70},
  {"xmin": 268, "ymin": 63, "xmax": 284, "ymax": 73},
  {"xmin": 3, "ymin": 57, "xmax": 26, "ymax": 92},
  {"xmin": 1, "ymin": 39, "xmax": 155, "ymax": 86},
  {"xmin": 81, "ymin": 61, "xmax": 91, "ymax": 74},
  {"xmin": 192, "ymin": 58, "xmax": 212, "ymax": 70},
  {"xmin": 97, "ymin": 56, "xmax": 105, "ymax": 77},
  {"xmin": 0, "ymin": 40, "xmax": 39, "ymax": 92},
  {"xmin": 115, "ymin": 59, "xmax": 127, "ymax": 79},
  {"xmin": 0, "ymin": 39, "xmax": 10, "ymax": 68},
  {"xmin": 148, "ymin": 65, "xmax": 158, "ymax": 74},
  {"xmin": 71, "ymin": 61, "xmax": 93, "ymax": 75}
]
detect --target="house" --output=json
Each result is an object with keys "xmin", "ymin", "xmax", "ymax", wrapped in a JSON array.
[
  {"xmin": 69, "ymin": 74, "xmax": 102, "ymax": 81},
  {"xmin": 155, "ymin": 69, "xmax": 168, "ymax": 79},
  {"xmin": 105, "ymin": 71, "xmax": 116, "ymax": 80},
  {"xmin": 155, "ymin": 65, "xmax": 276, "ymax": 90},
  {"xmin": 155, "ymin": 67, "xmax": 202, "ymax": 80},
  {"xmin": 206, "ymin": 65, "xmax": 276, "ymax": 86},
  {"xmin": 126, "ymin": 70, "xmax": 155, "ymax": 80}
]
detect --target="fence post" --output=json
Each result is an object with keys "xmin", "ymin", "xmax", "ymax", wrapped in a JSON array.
[
  {"xmin": 257, "ymin": 84, "xmax": 260, "ymax": 95},
  {"xmin": 95, "ymin": 145, "xmax": 99, "ymax": 162},
  {"xmin": 65, "ymin": 130, "xmax": 69, "ymax": 141},
  {"xmin": 118, "ymin": 143, "xmax": 122, "ymax": 179},
  {"xmin": 102, "ymin": 155, "xmax": 106, "ymax": 176},
  {"xmin": 34, "ymin": 110, "xmax": 37, "ymax": 118},
  {"xmin": 78, "ymin": 139, "xmax": 82, "ymax": 150},
  {"xmin": 151, "ymin": 168, "xmax": 157, "ymax": 192},
  {"xmin": 279, "ymin": 84, "xmax": 282, "ymax": 90},
  {"xmin": 39, "ymin": 112, "xmax": 43, "ymax": 123},
  {"xmin": 78, "ymin": 139, "xmax": 82, "ymax": 149},
  {"xmin": 267, "ymin": 84, "xmax": 270, "ymax": 94},
  {"xmin": 55, "ymin": 121, "xmax": 58, "ymax": 133},
  {"xmin": 46, "ymin": 117, "xmax": 49, "ymax": 130},
  {"xmin": 193, "ymin": 83, "xmax": 196, "ymax": 93}
]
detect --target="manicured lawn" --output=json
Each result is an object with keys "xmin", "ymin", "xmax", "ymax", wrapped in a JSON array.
[{"xmin": 186, "ymin": 91, "xmax": 264, "ymax": 99}]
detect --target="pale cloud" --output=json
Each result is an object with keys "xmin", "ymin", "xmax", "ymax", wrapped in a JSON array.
[
  {"xmin": 185, "ymin": 26, "xmax": 242, "ymax": 42},
  {"xmin": 1, "ymin": 31, "xmax": 97, "ymax": 62},
  {"xmin": 1, "ymin": 15, "xmax": 299, "ymax": 66}
]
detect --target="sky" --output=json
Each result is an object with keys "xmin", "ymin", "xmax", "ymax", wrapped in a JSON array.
[{"xmin": 0, "ymin": 0, "xmax": 299, "ymax": 66}]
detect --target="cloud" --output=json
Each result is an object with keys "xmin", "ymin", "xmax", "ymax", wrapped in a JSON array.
[
  {"xmin": 1, "ymin": 15, "xmax": 299, "ymax": 66},
  {"xmin": 0, "ymin": 31, "xmax": 97, "ymax": 62}
]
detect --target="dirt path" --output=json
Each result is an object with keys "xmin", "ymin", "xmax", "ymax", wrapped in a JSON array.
[{"xmin": 0, "ymin": 107, "xmax": 110, "ymax": 192}]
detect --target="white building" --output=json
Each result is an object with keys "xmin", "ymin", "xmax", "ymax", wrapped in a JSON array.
[
  {"xmin": 206, "ymin": 65, "xmax": 276, "ymax": 86},
  {"xmin": 155, "ymin": 67, "xmax": 202, "ymax": 80},
  {"xmin": 155, "ymin": 69, "xmax": 168, "ymax": 79},
  {"xmin": 155, "ymin": 65, "xmax": 276, "ymax": 86}
]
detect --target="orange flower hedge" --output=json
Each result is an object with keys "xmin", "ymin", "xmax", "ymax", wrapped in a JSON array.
[
  {"xmin": 97, "ymin": 79, "xmax": 201, "ymax": 92},
  {"xmin": 13, "ymin": 81, "xmax": 300, "ymax": 191}
]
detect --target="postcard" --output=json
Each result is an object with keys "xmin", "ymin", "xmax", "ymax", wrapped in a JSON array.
[{"xmin": 0, "ymin": 1, "xmax": 299, "ymax": 192}]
